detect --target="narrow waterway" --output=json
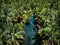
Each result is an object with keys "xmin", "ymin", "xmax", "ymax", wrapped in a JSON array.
[{"xmin": 24, "ymin": 14, "xmax": 37, "ymax": 45}]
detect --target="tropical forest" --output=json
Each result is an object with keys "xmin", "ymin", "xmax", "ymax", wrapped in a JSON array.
[{"xmin": 0, "ymin": 0, "xmax": 60, "ymax": 45}]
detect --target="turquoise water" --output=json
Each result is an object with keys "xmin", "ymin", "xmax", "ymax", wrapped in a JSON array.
[{"xmin": 24, "ymin": 14, "xmax": 37, "ymax": 45}]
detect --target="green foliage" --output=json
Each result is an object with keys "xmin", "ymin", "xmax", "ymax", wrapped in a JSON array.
[{"xmin": 0, "ymin": 0, "xmax": 60, "ymax": 45}]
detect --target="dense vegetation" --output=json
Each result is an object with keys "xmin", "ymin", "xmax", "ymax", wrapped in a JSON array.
[{"xmin": 0, "ymin": 0, "xmax": 60, "ymax": 45}]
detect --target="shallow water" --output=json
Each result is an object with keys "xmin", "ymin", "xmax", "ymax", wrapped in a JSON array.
[{"xmin": 24, "ymin": 14, "xmax": 37, "ymax": 45}]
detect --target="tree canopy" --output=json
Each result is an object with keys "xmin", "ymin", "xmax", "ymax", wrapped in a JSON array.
[{"xmin": 0, "ymin": 0, "xmax": 60, "ymax": 45}]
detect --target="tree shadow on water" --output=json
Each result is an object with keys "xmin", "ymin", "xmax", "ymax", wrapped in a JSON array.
[{"xmin": 34, "ymin": 34, "xmax": 43, "ymax": 45}]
